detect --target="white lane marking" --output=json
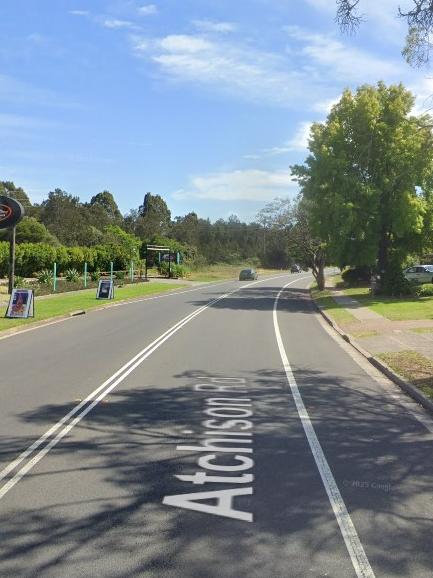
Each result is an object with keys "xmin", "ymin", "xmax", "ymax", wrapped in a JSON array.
[
  {"xmin": 273, "ymin": 281, "xmax": 376, "ymax": 578},
  {"xmin": 0, "ymin": 274, "xmax": 289, "ymax": 342},
  {"xmin": 0, "ymin": 274, "xmax": 307, "ymax": 501},
  {"xmin": 0, "ymin": 298, "xmax": 221, "ymax": 485}
]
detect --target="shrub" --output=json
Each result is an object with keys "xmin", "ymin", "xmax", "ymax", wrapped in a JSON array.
[
  {"xmin": 410, "ymin": 283, "xmax": 433, "ymax": 297},
  {"xmin": 158, "ymin": 261, "xmax": 169, "ymax": 276},
  {"xmin": 65, "ymin": 268, "xmax": 80, "ymax": 282},
  {"xmin": 184, "ymin": 255, "xmax": 207, "ymax": 271},
  {"xmin": 341, "ymin": 266, "xmax": 372, "ymax": 285},
  {"xmin": 170, "ymin": 264, "xmax": 188, "ymax": 278},
  {"xmin": 381, "ymin": 258, "xmax": 413, "ymax": 296},
  {"xmin": 90, "ymin": 269, "xmax": 101, "ymax": 282},
  {"xmin": 115, "ymin": 270, "xmax": 125, "ymax": 280},
  {"xmin": 13, "ymin": 275, "xmax": 26, "ymax": 288},
  {"xmin": 0, "ymin": 242, "xmax": 9, "ymax": 277},
  {"xmin": 37, "ymin": 269, "xmax": 54, "ymax": 284}
]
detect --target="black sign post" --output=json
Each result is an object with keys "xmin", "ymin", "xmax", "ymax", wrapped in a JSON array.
[{"xmin": 0, "ymin": 196, "xmax": 25, "ymax": 294}]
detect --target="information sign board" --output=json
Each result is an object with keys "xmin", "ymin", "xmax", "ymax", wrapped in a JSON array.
[
  {"xmin": 96, "ymin": 279, "xmax": 114, "ymax": 300},
  {"xmin": 5, "ymin": 289, "xmax": 34, "ymax": 318}
]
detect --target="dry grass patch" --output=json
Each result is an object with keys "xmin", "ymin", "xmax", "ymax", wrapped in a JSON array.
[
  {"xmin": 379, "ymin": 350, "xmax": 433, "ymax": 399},
  {"xmin": 351, "ymin": 330, "xmax": 379, "ymax": 339}
]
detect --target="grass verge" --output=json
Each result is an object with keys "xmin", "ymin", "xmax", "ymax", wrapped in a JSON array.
[
  {"xmin": 0, "ymin": 282, "xmax": 186, "ymax": 333},
  {"xmin": 341, "ymin": 286, "xmax": 433, "ymax": 321},
  {"xmin": 310, "ymin": 286, "xmax": 358, "ymax": 325},
  {"xmin": 379, "ymin": 350, "xmax": 433, "ymax": 400},
  {"xmin": 187, "ymin": 264, "xmax": 284, "ymax": 282}
]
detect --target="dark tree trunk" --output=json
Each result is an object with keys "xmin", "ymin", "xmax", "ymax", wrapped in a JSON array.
[{"xmin": 316, "ymin": 264, "xmax": 325, "ymax": 290}]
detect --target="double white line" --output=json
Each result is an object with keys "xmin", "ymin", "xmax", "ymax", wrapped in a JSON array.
[
  {"xmin": 0, "ymin": 275, "xmax": 292, "ymax": 501},
  {"xmin": 0, "ymin": 291, "xmax": 235, "ymax": 500}
]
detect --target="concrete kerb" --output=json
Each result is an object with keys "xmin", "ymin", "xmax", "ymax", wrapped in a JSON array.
[{"xmin": 313, "ymin": 295, "xmax": 433, "ymax": 415}]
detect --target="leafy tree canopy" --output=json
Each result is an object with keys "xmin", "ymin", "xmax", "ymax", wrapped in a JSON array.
[
  {"xmin": 89, "ymin": 191, "xmax": 122, "ymax": 221},
  {"xmin": 292, "ymin": 82, "xmax": 433, "ymax": 292},
  {"xmin": 0, "ymin": 181, "xmax": 32, "ymax": 211}
]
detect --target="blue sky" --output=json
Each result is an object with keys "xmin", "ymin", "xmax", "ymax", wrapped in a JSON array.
[{"xmin": 0, "ymin": 0, "xmax": 431, "ymax": 222}]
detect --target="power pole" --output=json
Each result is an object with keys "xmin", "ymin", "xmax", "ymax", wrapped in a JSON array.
[{"xmin": 8, "ymin": 225, "xmax": 16, "ymax": 294}]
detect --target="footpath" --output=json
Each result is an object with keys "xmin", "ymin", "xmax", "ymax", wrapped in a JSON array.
[
  {"xmin": 331, "ymin": 288, "xmax": 433, "ymax": 362},
  {"xmin": 316, "ymin": 278, "xmax": 433, "ymax": 411}
]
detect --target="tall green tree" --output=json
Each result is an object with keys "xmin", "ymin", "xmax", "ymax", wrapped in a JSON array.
[
  {"xmin": 0, "ymin": 181, "xmax": 35, "ymax": 215},
  {"xmin": 89, "ymin": 191, "xmax": 122, "ymax": 222},
  {"xmin": 135, "ymin": 192, "xmax": 171, "ymax": 239},
  {"xmin": 292, "ymin": 82, "xmax": 433, "ymax": 293},
  {"xmin": 7, "ymin": 217, "xmax": 58, "ymax": 244},
  {"xmin": 40, "ymin": 189, "xmax": 102, "ymax": 246}
]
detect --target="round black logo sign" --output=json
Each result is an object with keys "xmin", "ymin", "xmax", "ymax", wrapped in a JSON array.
[{"xmin": 0, "ymin": 196, "xmax": 24, "ymax": 229}]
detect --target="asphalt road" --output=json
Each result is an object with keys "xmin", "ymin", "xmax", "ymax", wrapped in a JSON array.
[{"xmin": 1, "ymin": 273, "xmax": 433, "ymax": 578}]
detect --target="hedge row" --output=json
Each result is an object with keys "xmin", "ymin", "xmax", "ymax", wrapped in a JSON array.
[
  {"xmin": 0, "ymin": 242, "xmax": 141, "ymax": 277},
  {"xmin": 410, "ymin": 283, "xmax": 433, "ymax": 297}
]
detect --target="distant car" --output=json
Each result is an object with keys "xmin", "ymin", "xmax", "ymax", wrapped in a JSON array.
[
  {"xmin": 290, "ymin": 264, "xmax": 301, "ymax": 273},
  {"xmin": 239, "ymin": 268, "xmax": 258, "ymax": 280},
  {"xmin": 403, "ymin": 265, "xmax": 433, "ymax": 284}
]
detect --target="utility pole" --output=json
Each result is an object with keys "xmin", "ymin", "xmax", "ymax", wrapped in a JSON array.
[{"xmin": 8, "ymin": 225, "xmax": 16, "ymax": 294}]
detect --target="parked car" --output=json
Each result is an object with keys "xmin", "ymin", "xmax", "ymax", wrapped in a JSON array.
[
  {"xmin": 290, "ymin": 264, "xmax": 301, "ymax": 273},
  {"xmin": 403, "ymin": 265, "xmax": 433, "ymax": 284},
  {"xmin": 239, "ymin": 268, "xmax": 258, "ymax": 280}
]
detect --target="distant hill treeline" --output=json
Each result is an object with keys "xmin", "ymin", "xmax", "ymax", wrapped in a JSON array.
[{"xmin": 0, "ymin": 181, "xmax": 292, "ymax": 274}]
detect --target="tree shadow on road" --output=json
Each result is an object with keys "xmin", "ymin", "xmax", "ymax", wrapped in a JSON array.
[
  {"xmin": 1, "ymin": 367, "xmax": 433, "ymax": 577},
  {"xmin": 188, "ymin": 286, "xmax": 315, "ymax": 314}
]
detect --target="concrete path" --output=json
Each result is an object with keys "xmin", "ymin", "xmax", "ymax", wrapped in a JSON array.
[
  {"xmin": 332, "ymin": 290, "xmax": 384, "ymax": 321},
  {"xmin": 330, "ymin": 287, "xmax": 433, "ymax": 361}
]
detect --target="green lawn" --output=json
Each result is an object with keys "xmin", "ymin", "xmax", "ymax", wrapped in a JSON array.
[
  {"xmin": 0, "ymin": 282, "xmax": 186, "ymax": 332},
  {"xmin": 311, "ymin": 287, "xmax": 358, "ymax": 325},
  {"xmin": 341, "ymin": 286, "xmax": 433, "ymax": 320}
]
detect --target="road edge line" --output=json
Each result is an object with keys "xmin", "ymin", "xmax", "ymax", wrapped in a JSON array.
[{"xmin": 273, "ymin": 281, "xmax": 376, "ymax": 578}]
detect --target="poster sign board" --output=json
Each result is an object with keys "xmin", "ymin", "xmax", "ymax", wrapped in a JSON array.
[
  {"xmin": 0, "ymin": 196, "xmax": 24, "ymax": 229},
  {"xmin": 5, "ymin": 289, "xmax": 34, "ymax": 318},
  {"xmin": 96, "ymin": 279, "xmax": 114, "ymax": 300}
]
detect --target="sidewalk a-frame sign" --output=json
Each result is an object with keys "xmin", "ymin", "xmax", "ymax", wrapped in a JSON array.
[{"xmin": 5, "ymin": 289, "xmax": 34, "ymax": 319}]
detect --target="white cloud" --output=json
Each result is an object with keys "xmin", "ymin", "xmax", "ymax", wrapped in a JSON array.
[
  {"xmin": 131, "ymin": 23, "xmax": 408, "ymax": 110},
  {"xmin": 133, "ymin": 33, "xmax": 311, "ymax": 107},
  {"xmin": 158, "ymin": 35, "xmax": 213, "ymax": 53},
  {"xmin": 265, "ymin": 122, "xmax": 312, "ymax": 156},
  {"xmin": 69, "ymin": 10, "xmax": 89, "ymax": 16},
  {"xmin": 192, "ymin": 20, "xmax": 237, "ymax": 34},
  {"xmin": 138, "ymin": 4, "xmax": 158, "ymax": 16},
  {"xmin": 173, "ymin": 169, "xmax": 298, "ymax": 201},
  {"xmin": 409, "ymin": 77, "xmax": 433, "ymax": 115},
  {"xmin": 312, "ymin": 96, "xmax": 340, "ymax": 114},
  {"xmin": 103, "ymin": 19, "xmax": 135, "ymax": 30},
  {"xmin": 285, "ymin": 26, "xmax": 401, "ymax": 82}
]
